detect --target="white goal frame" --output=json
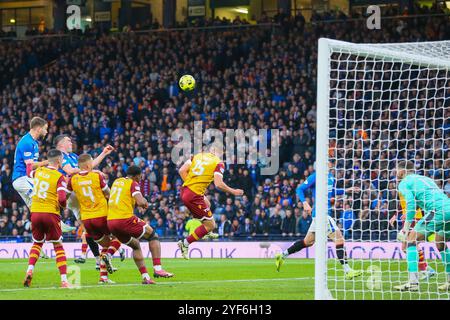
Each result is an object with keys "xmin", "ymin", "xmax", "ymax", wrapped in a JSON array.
[{"xmin": 314, "ymin": 38, "xmax": 450, "ymax": 300}]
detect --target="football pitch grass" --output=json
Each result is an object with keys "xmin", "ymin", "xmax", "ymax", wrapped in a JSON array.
[{"xmin": 0, "ymin": 258, "xmax": 449, "ymax": 300}]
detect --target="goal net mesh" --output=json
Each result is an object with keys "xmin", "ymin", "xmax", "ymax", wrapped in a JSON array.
[{"xmin": 323, "ymin": 39, "xmax": 450, "ymax": 300}]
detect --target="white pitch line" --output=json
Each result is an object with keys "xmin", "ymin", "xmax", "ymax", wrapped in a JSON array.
[
  {"xmin": 0, "ymin": 259, "xmax": 318, "ymax": 266},
  {"xmin": 0, "ymin": 277, "xmax": 313, "ymax": 293}
]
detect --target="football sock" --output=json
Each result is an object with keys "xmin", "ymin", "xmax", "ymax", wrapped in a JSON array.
[
  {"xmin": 283, "ymin": 240, "xmax": 306, "ymax": 257},
  {"xmin": 407, "ymin": 244, "xmax": 419, "ymax": 273},
  {"xmin": 86, "ymin": 236, "xmax": 100, "ymax": 257},
  {"xmin": 81, "ymin": 243, "xmax": 88, "ymax": 259},
  {"xmin": 418, "ymin": 249, "xmax": 427, "ymax": 271},
  {"xmin": 406, "ymin": 244, "xmax": 419, "ymax": 283},
  {"xmin": 409, "ymin": 272, "xmax": 419, "ymax": 284},
  {"xmin": 27, "ymin": 242, "xmax": 43, "ymax": 272},
  {"xmin": 186, "ymin": 225, "xmax": 209, "ymax": 244},
  {"xmin": 139, "ymin": 266, "xmax": 150, "ymax": 280},
  {"xmin": 100, "ymin": 249, "xmax": 108, "ymax": 280},
  {"xmin": 54, "ymin": 243, "xmax": 67, "ymax": 279},
  {"xmin": 336, "ymin": 243, "xmax": 351, "ymax": 272},
  {"xmin": 152, "ymin": 258, "xmax": 162, "ymax": 271},
  {"xmin": 107, "ymin": 239, "xmax": 121, "ymax": 256}
]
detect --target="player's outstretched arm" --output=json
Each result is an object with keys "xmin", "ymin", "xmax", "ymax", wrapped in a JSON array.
[
  {"xmin": 296, "ymin": 172, "xmax": 315, "ymax": 202},
  {"xmin": 213, "ymin": 173, "xmax": 243, "ymax": 196},
  {"xmin": 25, "ymin": 159, "xmax": 48, "ymax": 172},
  {"xmin": 296, "ymin": 173, "xmax": 315, "ymax": 213},
  {"xmin": 92, "ymin": 145, "xmax": 114, "ymax": 168},
  {"xmin": 398, "ymin": 182, "xmax": 416, "ymax": 232},
  {"xmin": 178, "ymin": 159, "xmax": 192, "ymax": 181},
  {"xmin": 62, "ymin": 164, "xmax": 80, "ymax": 176}
]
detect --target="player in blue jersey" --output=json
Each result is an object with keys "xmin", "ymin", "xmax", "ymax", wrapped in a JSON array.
[
  {"xmin": 275, "ymin": 161, "xmax": 363, "ymax": 280},
  {"xmin": 12, "ymin": 117, "xmax": 49, "ymax": 207},
  {"xmin": 55, "ymin": 134, "xmax": 114, "ymax": 217},
  {"xmin": 393, "ymin": 160, "xmax": 450, "ymax": 292},
  {"xmin": 54, "ymin": 134, "xmax": 124, "ymax": 267}
]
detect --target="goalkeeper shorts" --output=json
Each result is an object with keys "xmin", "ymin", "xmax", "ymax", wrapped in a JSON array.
[{"xmin": 414, "ymin": 206, "xmax": 450, "ymax": 239}]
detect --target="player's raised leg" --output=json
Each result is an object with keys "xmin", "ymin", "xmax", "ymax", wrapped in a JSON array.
[
  {"xmin": 178, "ymin": 214, "xmax": 215, "ymax": 260},
  {"xmin": 276, "ymin": 231, "xmax": 314, "ymax": 272}
]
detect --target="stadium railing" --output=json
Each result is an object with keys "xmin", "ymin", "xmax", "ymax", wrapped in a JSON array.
[{"xmin": 310, "ymin": 12, "xmax": 450, "ymax": 25}]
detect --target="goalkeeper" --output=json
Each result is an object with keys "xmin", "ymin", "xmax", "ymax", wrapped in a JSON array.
[
  {"xmin": 275, "ymin": 161, "xmax": 363, "ymax": 280},
  {"xmin": 394, "ymin": 161, "xmax": 450, "ymax": 292}
]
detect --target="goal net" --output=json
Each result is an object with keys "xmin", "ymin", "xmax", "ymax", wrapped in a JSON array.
[{"xmin": 315, "ymin": 38, "xmax": 450, "ymax": 300}]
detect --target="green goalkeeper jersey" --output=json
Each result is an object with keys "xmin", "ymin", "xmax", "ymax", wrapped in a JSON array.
[{"xmin": 398, "ymin": 174, "xmax": 450, "ymax": 223}]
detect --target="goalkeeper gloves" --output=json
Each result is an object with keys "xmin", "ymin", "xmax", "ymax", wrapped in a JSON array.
[{"xmin": 397, "ymin": 229, "xmax": 407, "ymax": 242}]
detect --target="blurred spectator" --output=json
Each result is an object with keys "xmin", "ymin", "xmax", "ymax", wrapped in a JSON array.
[
  {"xmin": 281, "ymin": 209, "xmax": 296, "ymax": 237},
  {"xmin": 297, "ymin": 211, "xmax": 312, "ymax": 236},
  {"xmin": 269, "ymin": 210, "xmax": 282, "ymax": 234},
  {"xmin": 238, "ymin": 218, "xmax": 255, "ymax": 237},
  {"xmin": 218, "ymin": 214, "xmax": 232, "ymax": 238}
]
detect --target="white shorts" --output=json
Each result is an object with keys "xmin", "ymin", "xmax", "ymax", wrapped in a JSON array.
[
  {"xmin": 308, "ymin": 216, "xmax": 339, "ymax": 236},
  {"xmin": 67, "ymin": 192, "xmax": 80, "ymax": 220},
  {"xmin": 12, "ymin": 176, "xmax": 34, "ymax": 208}
]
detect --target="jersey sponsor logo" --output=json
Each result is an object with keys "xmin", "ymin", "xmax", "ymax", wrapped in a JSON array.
[
  {"xmin": 24, "ymin": 152, "xmax": 32, "ymax": 157},
  {"xmin": 78, "ymin": 180, "xmax": 93, "ymax": 186}
]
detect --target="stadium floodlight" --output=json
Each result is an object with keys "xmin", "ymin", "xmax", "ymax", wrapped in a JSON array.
[{"xmin": 315, "ymin": 38, "xmax": 450, "ymax": 300}]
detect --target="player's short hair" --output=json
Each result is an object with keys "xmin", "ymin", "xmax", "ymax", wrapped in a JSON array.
[
  {"xmin": 126, "ymin": 165, "xmax": 141, "ymax": 177},
  {"xmin": 54, "ymin": 134, "xmax": 70, "ymax": 147},
  {"xmin": 397, "ymin": 160, "xmax": 415, "ymax": 171},
  {"xmin": 30, "ymin": 117, "xmax": 47, "ymax": 129},
  {"xmin": 47, "ymin": 149, "xmax": 62, "ymax": 161},
  {"xmin": 78, "ymin": 154, "xmax": 93, "ymax": 165}
]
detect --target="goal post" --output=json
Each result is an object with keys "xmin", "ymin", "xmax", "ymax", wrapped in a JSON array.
[{"xmin": 315, "ymin": 38, "xmax": 450, "ymax": 300}]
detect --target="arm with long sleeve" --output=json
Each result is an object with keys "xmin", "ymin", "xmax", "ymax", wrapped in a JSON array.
[
  {"xmin": 296, "ymin": 172, "xmax": 316, "ymax": 203},
  {"xmin": 398, "ymin": 180, "xmax": 416, "ymax": 229},
  {"xmin": 56, "ymin": 176, "xmax": 69, "ymax": 208}
]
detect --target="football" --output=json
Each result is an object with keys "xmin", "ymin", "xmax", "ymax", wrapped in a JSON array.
[{"xmin": 179, "ymin": 74, "xmax": 196, "ymax": 91}]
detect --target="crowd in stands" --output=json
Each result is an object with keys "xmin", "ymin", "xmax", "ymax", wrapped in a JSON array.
[{"xmin": 0, "ymin": 4, "xmax": 449, "ymax": 242}]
